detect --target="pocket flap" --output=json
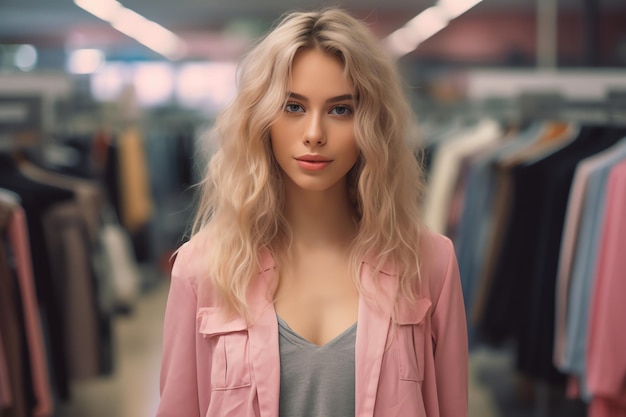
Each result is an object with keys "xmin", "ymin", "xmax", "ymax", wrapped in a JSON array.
[
  {"xmin": 394, "ymin": 297, "xmax": 432, "ymax": 325},
  {"xmin": 197, "ymin": 307, "xmax": 248, "ymax": 336}
]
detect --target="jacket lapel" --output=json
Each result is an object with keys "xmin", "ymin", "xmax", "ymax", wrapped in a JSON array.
[
  {"xmin": 238, "ymin": 251, "xmax": 400, "ymax": 417},
  {"xmin": 247, "ymin": 251, "xmax": 280, "ymax": 417},
  {"xmin": 355, "ymin": 259, "xmax": 398, "ymax": 417}
]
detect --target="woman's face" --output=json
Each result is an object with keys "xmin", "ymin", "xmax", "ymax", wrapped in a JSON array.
[{"xmin": 270, "ymin": 48, "xmax": 359, "ymax": 195}]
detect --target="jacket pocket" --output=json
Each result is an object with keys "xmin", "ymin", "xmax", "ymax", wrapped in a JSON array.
[
  {"xmin": 394, "ymin": 297, "xmax": 432, "ymax": 382},
  {"xmin": 198, "ymin": 307, "xmax": 252, "ymax": 390}
]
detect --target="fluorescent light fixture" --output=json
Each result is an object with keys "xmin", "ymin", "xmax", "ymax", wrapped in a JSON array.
[
  {"xmin": 406, "ymin": 6, "xmax": 449, "ymax": 44},
  {"xmin": 110, "ymin": 7, "xmax": 146, "ymax": 35},
  {"xmin": 67, "ymin": 48, "xmax": 104, "ymax": 74},
  {"xmin": 112, "ymin": 12, "xmax": 186, "ymax": 60},
  {"xmin": 74, "ymin": 0, "xmax": 122, "ymax": 21},
  {"xmin": 73, "ymin": 0, "xmax": 186, "ymax": 60},
  {"xmin": 132, "ymin": 62, "xmax": 175, "ymax": 107},
  {"xmin": 437, "ymin": 0, "xmax": 483, "ymax": 19},
  {"xmin": 176, "ymin": 62, "xmax": 237, "ymax": 112},
  {"xmin": 384, "ymin": 0, "xmax": 483, "ymax": 58},
  {"xmin": 383, "ymin": 28, "xmax": 420, "ymax": 58},
  {"xmin": 14, "ymin": 44, "xmax": 38, "ymax": 71},
  {"xmin": 91, "ymin": 62, "xmax": 129, "ymax": 101}
]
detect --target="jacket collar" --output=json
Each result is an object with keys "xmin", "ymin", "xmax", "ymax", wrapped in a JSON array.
[
  {"xmin": 355, "ymin": 260, "xmax": 399, "ymax": 416},
  {"xmin": 198, "ymin": 251, "xmax": 427, "ymax": 417}
]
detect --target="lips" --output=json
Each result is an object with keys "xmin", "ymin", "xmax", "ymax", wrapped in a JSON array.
[
  {"xmin": 295, "ymin": 154, "xmax": 332, "ymax": 163},
  {"xmin": 294, "ymin": 154, "xmax": 332, "ymax": 171}
]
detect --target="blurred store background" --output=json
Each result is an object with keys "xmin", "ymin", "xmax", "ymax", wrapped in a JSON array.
[{"xmin": 1, "ymin": 0, "xmax": 625, "ymax": 416}]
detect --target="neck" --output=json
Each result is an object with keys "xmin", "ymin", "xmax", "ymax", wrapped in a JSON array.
[{"xmin": 282, "ymin": 180, "xmax": 358, "ymax": 250}]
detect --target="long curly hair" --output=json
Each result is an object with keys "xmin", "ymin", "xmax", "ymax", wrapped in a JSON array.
[{"xmin": 191, "ymin": 8, "xmax": 426, "ymax": 319}]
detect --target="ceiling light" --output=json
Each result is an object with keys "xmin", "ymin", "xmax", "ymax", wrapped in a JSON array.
[
  {"xmin": 14, "ymin": 44, "xmax": 38, "ymax": 71},
  {"xmin": 383, "ymin": 0, "xmax": 484, "ymax": 58},
  {"xmin": 383, "ymin": 28, "xmax": 420, "ymax": 58},
  {"xmin": 74, "ymin": 0, "xmax": 122, "ymax": 22},
  {"xmin": 74, "ymin": 0, "xmax": 186, "ymax": 60},
  {"xmin": 111, "ymin": 11, "xmax": 186, "ymax": 60},
  {"xmin": 133, "ymin": 62, "xmax": 175, "ymax": 107},
  {"xmin": 67, "ymin": 48, "xmax": 104, "ymax": 74},
  {"xmin": 91, "ymin": 62, "xmax": 128, "ymax": 101},
  {"xmin": 406, "ymin": 6, "xmax": 450, "ymax": 44},
  {"xmin": 437, "ymin": 0, "xmax": 483, "ymax": 19}
]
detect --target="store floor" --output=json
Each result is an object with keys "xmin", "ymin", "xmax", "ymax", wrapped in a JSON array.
[
  {"xmin": 57, "ymin": 277, "xmax": 501, "ymax": 417},
  {"xmin": 57, "ymin": 276, "xmax": 167, "ymax": 417}
]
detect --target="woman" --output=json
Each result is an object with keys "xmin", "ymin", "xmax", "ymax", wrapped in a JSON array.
[{"xmin": 156, "ymin": 8, "xmax": 468, "ymax": 417}]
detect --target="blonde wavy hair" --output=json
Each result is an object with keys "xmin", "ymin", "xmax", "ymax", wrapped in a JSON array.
[{"xmin": 192, "ymin": 8, "xmax": 426, "ymax": 319}]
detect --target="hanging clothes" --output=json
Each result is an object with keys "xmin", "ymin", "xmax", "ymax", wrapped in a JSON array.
[
  {"xmin": 423, "ymin": 118, "xmax": 503, "ymax": 234},
  {"xmin": 0, "ymin": 192, "xmax": 53, "ymax": 417},
  {"xmin": 0, "ymin": 154, "xmax": 75, "ymax": 400},
  {"xmin": 455, "ymin": 122, "xmax": 544, "ymax": 319},
  {"xmin": 480, "ymin": 125, "xmax": 626, "ymax": 382},
  {"xmin": 0, "ymin": 194, "xmax": 28, "ymax": 417},
  {"xmin": 117, "ymin": 126, "xmax": 153, "ymax": 234},
  {"xmin": 554, "ymin": 138, "xmax": 626, "ymax": 399},
  {"xmin": 42, "ymin": 201, "xmax": 102, "ymax": 379},
  {"xmin": 104, "ymin": 126, "xmax": 155, "ymax": 263},
  {"xmin": 452, "ymin": 122, "xmax": 546, "ymax": 348},
  {"xmin": 585, "ymin": 159, "xmax": 626, "ymax": 417},
  {"xmin": 469, "ymin": 121, "xmax": 577, "ymax": 329},
  {"xmin": 0, "ymin": 332, "xmax": 12, "ymax": 411}
]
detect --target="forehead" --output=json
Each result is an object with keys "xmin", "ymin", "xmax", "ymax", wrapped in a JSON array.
[{"xmin": 289, "ymin": 49, "xmax": 353, "ymax": 96}]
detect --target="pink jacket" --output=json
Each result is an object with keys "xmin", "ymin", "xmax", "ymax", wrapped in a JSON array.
[{"xmin": 156, "ymin": 230, "xmax": 468, "ymax": 417}]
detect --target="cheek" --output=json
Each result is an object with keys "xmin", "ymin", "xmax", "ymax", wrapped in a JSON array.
[
  {"xmin": 345, "ymin": 135, "xmax": 360, "ymax": 160},
  {"xmin": 269, "ymin": 128, "xmax": 289, "ymax": 168},
  {"xmin": 269, "ymin": 121, "xmax": 290, "ymax": 146},
  {"xmin": 269, "ymin": 125, "xmax": 281, "ymax": 151}
]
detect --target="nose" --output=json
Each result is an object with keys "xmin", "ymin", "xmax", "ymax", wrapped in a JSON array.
[{"xmin": 303, "ymin": 113, "xmax": 326, "ymax": 146}]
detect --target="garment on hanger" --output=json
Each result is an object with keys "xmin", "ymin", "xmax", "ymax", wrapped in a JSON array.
[
  {"xmin": 453, "ymin": 122, "xmax": 543, "ymax": 348},
  {"xmin": 0, "ymin": 154, "xmax": 75, "ymax": 399},
  {"xmin": 18, "ymin": 158, "xmax": 117, "ymax": 377},
  {"xmin": 479, "ymin": 125, "xmax": 625, "ymax": 382},
  {"xmin": 104, "ymin": 127, "xmax": 155, "ymax": 263},
  {"xmin": 423, "ymin": 118, "xmax": 503, "ymax": 234},
  {"xmin": 0, "ymin": 193, "xmax": 54, "ymax": 417},
  {"xmin": 586, "ymin": 160, "xmax": 626, "ymax": 417},
  {"xmin": 19, "ymin": 160, "xmax": 105, "ymax": 243},
  {"xmin": 117, "ymin": 126, "xmax": 153, "ymax": 233},
  {"xmin": 0, "ymin": 193, "xmax": 28, "ymax": 417},
  {"xmin": 0, "ymin": 332, "xmax": 12, "ymax": 411},
  {"xmin": 555, "ymin": 138, "xmax": 626, "ymax": 398},
  {"xmin": 470, "ymin": 121, "xmax": 578, "ymax": 326}
]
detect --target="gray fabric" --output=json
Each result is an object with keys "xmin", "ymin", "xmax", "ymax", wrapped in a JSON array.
[{"xmin": 277, "ymin": 315, "xmax": 356, "ymax": 417}]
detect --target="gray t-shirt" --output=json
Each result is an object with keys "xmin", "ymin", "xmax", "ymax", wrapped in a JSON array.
[{"xmin": 277, "ymin": 315, "xmax": 356, "ymax": 417}]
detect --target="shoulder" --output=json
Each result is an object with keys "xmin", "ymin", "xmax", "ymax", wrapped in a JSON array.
[
  {"xmin": 170, "ymin": 229, "xmax": 214, "ymax": 295},
  {"xmin": 419, "ymin": 228, "xmax": 455, "ymax": 275},
  {"xmin": 418, "ymin": 228, "xmax": 458, "ymax": 304},
  {"xmin": 169, "ymin": 229, "xmax": 274, "ymax": 308}
]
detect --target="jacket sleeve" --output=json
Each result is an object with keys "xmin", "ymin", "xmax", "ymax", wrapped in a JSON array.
[
  {"xmin": 430, "ymin": 237, "xmax": 469, "ymax": 417},
  {"xmin": 156, "ymin": 250, "xmax": 201, "ymax": 417}
]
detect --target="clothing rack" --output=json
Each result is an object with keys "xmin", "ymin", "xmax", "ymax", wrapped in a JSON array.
[{"xmin": 420, "ymin": 95, "xmax": 626, "ymax": 417}]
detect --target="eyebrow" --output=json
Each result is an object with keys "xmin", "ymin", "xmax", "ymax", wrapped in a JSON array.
[{"xmin": 288, "ymin": 92, "xmax": 356, "ymax": 103}]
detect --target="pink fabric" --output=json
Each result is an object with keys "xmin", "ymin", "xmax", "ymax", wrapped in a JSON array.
[
  {"xmin": 553, "ymin": 158, "xmax": 594, "ymax": 366},
  {"xmin": 586, "ymin": 161, "xmax": 626, "ymax": 417},
  {"xmin": 0, "ymin": 332, "xmax": 12, "ymax": 409},
  {"xmin": 554, "ymin": 144, "xmax": 626, "ymax": 368},
  {"xmin": 156, "ymin": 230, "xmax": 468, "ymax": 417},
  {"xmin": 589, "ymin": 398, "xmax": 626, "ymax": 417},
  {"xmin": 8, "ymin": 207, "xmax": 54, "ymax": 417}
]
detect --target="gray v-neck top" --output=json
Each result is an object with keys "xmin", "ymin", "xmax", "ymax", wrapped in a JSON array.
[{"xmin": 277, "ymin": 315, "xmax": 356, "ymax": 417}]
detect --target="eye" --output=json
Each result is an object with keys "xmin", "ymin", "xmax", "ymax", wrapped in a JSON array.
[
  {"xmin": 330, "ymin": 105, "xmax": 353, "ymax": 116},
  {"xmin": 285, "ymin": 102, "xmax": 304, "ymax": 113}
]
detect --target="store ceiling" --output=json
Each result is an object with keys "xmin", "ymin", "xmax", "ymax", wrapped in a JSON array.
[{"xmin": 0, "ymin": 0, "xmax": 625, "ymax": 61}]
